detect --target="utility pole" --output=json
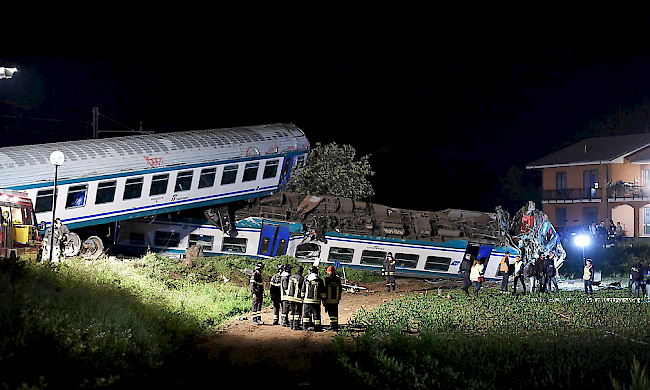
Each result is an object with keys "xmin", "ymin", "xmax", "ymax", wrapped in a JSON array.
[{"xmin": 91, "ymin": 106, "xmax": 152, "ymax": 138}]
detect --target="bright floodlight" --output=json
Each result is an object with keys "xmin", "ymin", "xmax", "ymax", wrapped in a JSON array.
[
  {"xmin": 0, "ymin": 67, "xmax": 17, "ymax": 80},
  {"xmin": 49, "ymin": 151, "xmax": 65, "ymax": 166},
  {"xmin": 574, "ymin": 234, "xmax": 590, "ymax": 248}
]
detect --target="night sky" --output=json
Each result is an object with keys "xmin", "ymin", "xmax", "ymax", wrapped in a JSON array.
[{"xmin": 2, "ymin": 15, "xmax": 650, "ymax": 214}]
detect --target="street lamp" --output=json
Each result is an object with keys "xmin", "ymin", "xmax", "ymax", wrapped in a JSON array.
[
  {"xmin": 0, "ymin": 67, "xmax": 18, "ymax": 80},
  {"xmin": 48, "ymin": 151, "xmax": 64, "ymax": 263},
  {"xmin": 574, "ymin": 234, "xmax": 590, "ymax": 261}
]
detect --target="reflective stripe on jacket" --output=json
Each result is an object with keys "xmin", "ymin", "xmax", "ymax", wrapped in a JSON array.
[{"xmin": 286, "ymin": 274, "xmax": 304, "ymax": 303}]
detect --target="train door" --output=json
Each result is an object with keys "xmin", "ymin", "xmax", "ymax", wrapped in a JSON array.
[
  {"xmin": 279, "ymin": 156, "xmax": 294, "ymax": 187},
  {"xmin": 257, "ymin": 223, "xmax": 290, "ymax": 257},
  {"xmin": 463, "ymin": 243, "xmax": 494, "ymax": 276}
]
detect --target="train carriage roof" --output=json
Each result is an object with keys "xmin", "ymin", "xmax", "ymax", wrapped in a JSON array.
[{"xmin": 0, "ymin": 123, "xmax": 309, "ymax": 189}]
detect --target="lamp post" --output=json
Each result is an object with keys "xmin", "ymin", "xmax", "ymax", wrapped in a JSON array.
[
  {"xmin": 574, "ymin": 234, "xmax": 590, "ymax": 262},
  {"xmin": 48, "ymin": 151, "xmax": 64, "ymax": 263}
]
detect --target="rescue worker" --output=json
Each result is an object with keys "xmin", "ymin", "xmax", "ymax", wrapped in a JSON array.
[
  {"xmin": 301, "ymin": 266, "xmax": 326, "ymax": 331},
  {"xmin": 323, "ymin": 265, "xmax": 342, "ymax": 331},
  {"xmin": 269, "ymin": 264, "xmax": 283, "ymax": 325},
  {"xmin": 286, "ymin": 265, "xmax": 305, "ymax": 330},
  {"xmin": 499, "ymin": 251, "xmax": 510, "ymax": 292},
  {"xmin": 460, "ymin": 253, "xmax": 473, "ymax": 296},
  {"xmin": 382, "ymin": 252, "xmax": 396, "ymax": 292},
  {"xmin": 280, "ymin": 264, "xmax": 293, "ymax": 327},
  {"xmin": 629, "ymin": 261, "xmax": 643, "ymax": 297},
  {"xmin": 43, "ymin": 218, "xmax": 70, "ymax": 263},
  {"xmin": 512, "ymin": 255, "xmax": 526, "ymax": 294},
  {"xmin": 546, "ymin": 255, "xmax": 559, "ymax": 294},
  {"xmin": 250, "ymin": 262, "xmax": 265, "ymax": 324}
]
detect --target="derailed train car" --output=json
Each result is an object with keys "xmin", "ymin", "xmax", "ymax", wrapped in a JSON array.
[
  {"xmin": 0, "ymin": 124, "xmax": 309, "ymax": 258},
  {"xmin": 117, "ymin": 192, "xmax": 565, "ymax": 280}
]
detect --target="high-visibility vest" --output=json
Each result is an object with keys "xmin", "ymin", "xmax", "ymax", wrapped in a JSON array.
[{"xmin": 500, "ymin": 256, "xmax": 509, "ymax": 272}]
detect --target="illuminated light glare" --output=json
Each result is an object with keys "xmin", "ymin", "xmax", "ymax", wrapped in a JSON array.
[{"xmin": 574, "ymin": 235, "xmax": 590, "ymax": 247}]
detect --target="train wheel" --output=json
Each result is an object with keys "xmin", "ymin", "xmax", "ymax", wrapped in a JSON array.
[
  {"xmin": 63, "ymin": 232, "xmax": 82, "ymax": 257},
  {"xmin": 81, "ymin": 236, "xmax": 104, "ymax": 260}
]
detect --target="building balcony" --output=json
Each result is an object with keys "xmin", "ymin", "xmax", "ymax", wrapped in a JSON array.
[
  {"xmin": 607, "ymin": 184, "xmax": 650, "ymax": 201},
  {"xmin": 541, "ymin": 188, "xmax": 602, "ymax": 203}
]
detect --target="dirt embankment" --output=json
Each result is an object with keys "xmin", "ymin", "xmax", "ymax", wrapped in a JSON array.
[{"xmin": 188, "ymin": 279, "xmax": 441, "ymax": 388}]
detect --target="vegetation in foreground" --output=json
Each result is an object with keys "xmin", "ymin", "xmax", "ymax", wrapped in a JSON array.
[
  {"xmin": 333, "ymin": 286, "xmax": 650, "ymax": 390},
  {"xmin": 1, "ymin": 253, "xmax": 360, "ymax": 389}
]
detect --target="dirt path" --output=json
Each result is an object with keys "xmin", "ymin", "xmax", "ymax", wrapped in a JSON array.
[{"xmin": 193, "ymin": 278, "xmax": 443, "ymax": 388}]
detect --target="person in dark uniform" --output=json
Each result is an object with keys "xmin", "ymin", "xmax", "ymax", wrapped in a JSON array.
[
  {"xmin": 382, "ymin": 252, "xmax": 397, "ymax": 292},
  {"xmin": 301, "ymin": 266, "xmax": 325, "ymax": 332},
  {"xmin": 460, "ymin": 253, "xmax": 473, "ymax": 296},
  {"xmin": 280, "ymin": 264, "xmax": 292, "ymax": 327},
  {"xmin": 323, "ymin": 265, "xmax": 342, "ymax": 331},
  {"xmin": 269, "ymin": 264, "xmax": 283, "ymax": 325},
  {"xmin": 287, "ymin": 265, "xmax": 305, "ymax": 330},
  {"xmin": 250, "ymin": 262, "xmax": 265, "ymax": 325}
]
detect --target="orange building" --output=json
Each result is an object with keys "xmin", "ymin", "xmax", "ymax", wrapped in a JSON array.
[{"xmin": 526, "ymin": 133, "xmax": 650, "ymax": 238}]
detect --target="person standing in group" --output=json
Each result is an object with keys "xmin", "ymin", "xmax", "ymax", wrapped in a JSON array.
[
  {"xmin": 499, "ymin": 251, "xmax": 511, "ymax": 293},
  {"xmin": 323, "ymin": 265, "xmax": 342, "ymax": 331},
  {"xmin": 629, "ymin": 261, "xmax": 643, "ymax": 297},
  {"xmin": 538, "ymin": 254, "xmax": 548, "ymax": 293},
  {"xmin": 546, "ymin": 254, "xmax": 559, "ymax": 294},
  {"xmin": 382, "ymin": 252, "xmax": 397, "ymax": 292},
  {"xmin": 250, "ymin": 262, "xmax": 265, "ymax": 325},
  {"xmin": 583, "ymin": 259, "xmax": 595, "ymax": 295},
  {"xmin": 526, "ymin": 256, "xmax": 540, "ymax": 293},
  {"xmin": 279, "ymin": 264, "xmax": 292, "ymax": 327},
  {"xmin": 301, "ymin": 266, "xmax": 326, "ymax": 332},
  {"xmin": 512, "ymin": 255, "xmax": 526, "ymax": 294},
  {"xmin": 469, "ymin": 257, "xmax": 485, "ymax": 297},
  {"xmin": 460, "ymin": 253, "xmax": 473, "ymax": 297},
  {"xmin": 286, "ymin": 265, "xmax": 305, "ymax": 330},
  {"xmin": 269, "ymin": 264, "xmax": 283, "ymax": 325}
]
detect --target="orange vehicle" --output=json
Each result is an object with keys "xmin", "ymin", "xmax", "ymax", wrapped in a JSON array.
[{"xmin": 0, "ymin": 189, "xmax": 42, "ymax": 260}]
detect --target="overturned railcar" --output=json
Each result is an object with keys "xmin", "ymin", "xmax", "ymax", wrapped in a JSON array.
[
  {"xmin": 0, "ymin": 124, "xmax": 309, "ymax": 257},
  {"xmin": 117, "ymin": 192, "xmax": 565, "ymax": 280}
]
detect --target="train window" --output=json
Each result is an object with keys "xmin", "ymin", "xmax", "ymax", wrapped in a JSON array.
[
  {"xmin": 129, "ymin": 233, "xmax": 145, "ymax": 246},
  {"xmin": 295, "ymin": 154, "xmax": 307, "ymax": 169},
  {"xmin": 198, "ymin": 168, "xmax": 217, "ymax": 189},
  {"xmin": 154, "ymin": 231, "xmax": 181, "ymax": 247},
  {"xmin": 222, "ymin": 237, "xmax": 247, "ymax": 253},
  {"xmin": 221, "ymin": 165, "xmax": 238, "ymax": 185},
  {"xmin": 189, "ymin": 234, "xmax": 214, "ymax": 250},
  {"xmin": 263, "ymin": 160, "xmax": 280, "ymax": 179},
  {"xmin": 259, "ymin": 236, "xmax": 271, "ymax": 254},
  {"xmin": 150, "ymin": 174, "xmax": 169, "ymax": 196},
  {"xmin": 424, "ymin": 256, "xmax": 452, "ymax": 271},
  {"xmin": 123, "ymin": 177, "xmax": 144, "ymax": 200},
  {"xmin": 35, "ymin": 189, "xmax": 54, "ymax": 213},
  {"xmin": 328, "ymin": 247, "xmax": 354, "ymax": 263},
  {"xmin": 243, "ymin": 162, "xmax": 260, "ymax": 182},
  {"xmin": 295, "ymin": 242, "xmax": 320, "ymax": 259},
  {"xmin": 96, "ymin": 181, "xmax": 117, "ymax": 204},
  {"xmin": 395, "ymin": 253, "xmax": 419, "ymax": 268},
  {"xmin": 65, "ymin": 184, "xmax": 88, "ymax": 209},
  {"xmin": 360, "ymin": 250, "xmax": 386, "ymax": 266},
  {"xmin": 174, "ymin": 170, "xmax": 193, "ymax": 192}
]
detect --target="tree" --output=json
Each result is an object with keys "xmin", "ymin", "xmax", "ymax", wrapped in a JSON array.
[{"xmin": 283, "ymin": 142, "xmax": 375, "ymax": 200}]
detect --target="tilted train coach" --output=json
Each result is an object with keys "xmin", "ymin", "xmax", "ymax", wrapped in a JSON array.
[{"xmin": 0, "ymin": 123, "xmax": 309, "ymax": 257}]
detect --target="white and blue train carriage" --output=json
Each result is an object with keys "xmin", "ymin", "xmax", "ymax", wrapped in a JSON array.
[
  {"xmin": 0, "ymin": 123, "xmax": 309, "ymax": 253},
  {"xmin": 116, "ymin": 215, "xmax": 520, "ymax": 281}
]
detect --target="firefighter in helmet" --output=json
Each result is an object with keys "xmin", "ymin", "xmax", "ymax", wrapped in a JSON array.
[
  {"xmin": 301, "ymin": 265, "xmax": 326, "ymax": 331},
  {"xmin": 323, "ymin": 265, "xmax": 343, "ymax": 331},
  {"xmin": 269, "ymin": 263, "xmax": 283, "ymax": 325},
  {"xmin": 280, "ymin": 264, "xmax": 293, "ymax": 327},
  {"xmin": 250, "ymin": 262, "xmax": 265, "ymax": 325},
  {"xmin": 286, "ymin": 265, "xmax": 305, "ymax": 330}
]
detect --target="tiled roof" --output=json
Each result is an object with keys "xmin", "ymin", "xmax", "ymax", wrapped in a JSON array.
[{"xmin": 526, "ymin": 133, "xmax": 650, "ymax": 168}]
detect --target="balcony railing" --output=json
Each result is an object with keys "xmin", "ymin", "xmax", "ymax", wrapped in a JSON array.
[
  {"xmin": 542, "ymin": 188, "xmax": 602, "ymax": 203},
  {"xmin": 607, "ymin": 185, "xmax": 650, "ymax": 200}
]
